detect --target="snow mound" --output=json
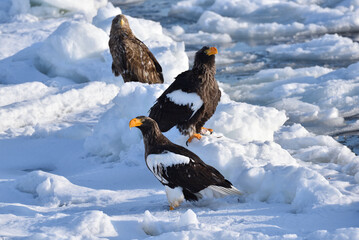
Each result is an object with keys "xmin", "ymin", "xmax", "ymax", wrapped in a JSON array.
[
  {"xmin": 30, "ymin": 210, "xmax": 117, "ymax": 239},
  {"xmin": 36, "ymin": 21, "xmax": 109, "ymax": 83},
  {"xmin": 185, "ymin": 136, "xmax": 345, "ymax": 211},
  {"xmin": 0, "ymin": 81, "xmax": 119, "ymax": 136},
  {"xmin": 40, "ymin": 21, "xmax": 108, "ymax": 61},
  {"xmin": 84, "ymin": 82, "xmax": 285, "ymax": 158},
  {"xmin": 268, "ymin": 34, "xmax": 359, "ymax": 61},
  {"xmin": 141, "ymin": 210, "xmax": 199, "ymax": 236},
  {"xmin": 84, "ymin": 82, "xmax": 167, "ymax": 161},
  {"xmin": 309, "ymin": 228, "xmax": 359, "ymax": 240},
  {"xmin": 92, "ymin": 2, "xmax": 122, "ymax": 33},
  {"xmin": 15, "ymin": 170, "xmax": 119, "ymax": 207},
  {"xmin": 178, "ymin": 209, "xmax": 199, "ymax": 227},
  {"xmin": 0, "ymin": 81, "xmax": 55, "ymax": 107},
  {"xmin": 207, "ymin": 101, "xmax": 287, "ymax": 142},
  {"xmin": 0, "ymin": 20, "xmax": 113, "ymax": 85}
]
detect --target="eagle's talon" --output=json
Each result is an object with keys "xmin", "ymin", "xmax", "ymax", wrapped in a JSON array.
[
  {"xmin": 201, "ymin": 127, "xmax": 213, "ymax": 135},
  {"xmin": 201, "ymin": 127, "xmax": 213, "ymax": 134},
  {"xmin": 186, "ymin": 134, "xmax": 202, "ymax": 145},
  {"xmin": 169, "ymin": 206, "xmax": 174, "ymax": 211}
]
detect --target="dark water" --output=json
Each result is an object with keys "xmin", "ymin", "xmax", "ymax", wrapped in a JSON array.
[{"xmin": 114, "ymin": 0, "xmax": 189, "ymax": 28}]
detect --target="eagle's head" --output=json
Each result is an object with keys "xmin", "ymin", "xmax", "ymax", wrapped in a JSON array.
[
  {"xmin": 193, "ymin": 46, "xmax": 218, "ymax": 69},
  {"xmin": 111, "ymin": 14, "xmax": 131, "ymax": 32},
  {"xmin": 129, "ymin": 116, "xmax": 166, "ymax": 150},
  {"xmin": 129, "ymin": 116, "xmax": 159, "ymax": 132}
]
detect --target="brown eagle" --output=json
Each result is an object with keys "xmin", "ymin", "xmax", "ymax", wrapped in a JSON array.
[
  {"xmin": 149, "ymin": 46, "xmax": 221, "ymax": 144},
  {"xmin": 129, "ymin": 116, "xmax": 241, "ymax": 210},
  {"xmin": 109, "ymin": 14, "xmax": 164, "ymax": 84}
]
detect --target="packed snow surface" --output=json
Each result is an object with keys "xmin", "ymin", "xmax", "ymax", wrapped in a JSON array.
[{"xmin": 0, "ymin": 0, "xmax": 358, "ymax": 239}]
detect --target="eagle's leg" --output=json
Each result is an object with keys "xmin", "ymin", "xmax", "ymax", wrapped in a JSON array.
[
  {"xmin": 169, "ymin": 201, "xmax": 181, "ymax": 210},
  {"xmin": 186, "ymin": 133, "xmax": 202, "ymax": 145},
  {"xmin": 201, "ymin": 127, "xmax": 213, "ymax": 135},
  {"xmin": 165, "ymin": 186, "xmax": 184, "ymax": 210}
]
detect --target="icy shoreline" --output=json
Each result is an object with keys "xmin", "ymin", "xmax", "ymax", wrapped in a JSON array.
[{"xmin": 0, "ymin": 0, "xmax": 358, "ymax": 239}]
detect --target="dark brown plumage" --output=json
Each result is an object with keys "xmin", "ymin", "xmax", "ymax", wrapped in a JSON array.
[
  {"xmin": 109, "ymin": 14, "xmax": 164, "ymax": 84},
  {"xmin": 129, "ymin": 116, "xmax": 241, "ymax": 210},
  {"xmin": 149, "ymin": 46, "xmax": 221, "ymax": 144}
]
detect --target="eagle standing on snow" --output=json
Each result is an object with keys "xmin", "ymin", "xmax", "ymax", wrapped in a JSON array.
[
  {"xmin": 109, "ymin": 14, "xmax": 164, "ymax": 84},
  {"xmin": 149, "ymin": 46, "xmax": 220, "ymax": 144},
  {"xmin": 129, "ymin": 116, "xmax": 241, "ymax": 210}
]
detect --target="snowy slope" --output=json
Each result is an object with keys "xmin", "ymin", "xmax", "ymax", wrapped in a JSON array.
[{"xmin": 0, "ymin": 0, "xmax": 358, "ymax": 239}]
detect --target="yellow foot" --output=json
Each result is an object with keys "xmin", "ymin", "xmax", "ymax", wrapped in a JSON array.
[
  {"xmin": 201, "ymin": 127, "xmax": 213, "ymax": 134},
  {"xmin": 186, "ymin": 133, "xmax": 202, "ymax": 146},
  {"xmin": 169, "ymin": 206, "xmax": 175, "ymax": 211}
]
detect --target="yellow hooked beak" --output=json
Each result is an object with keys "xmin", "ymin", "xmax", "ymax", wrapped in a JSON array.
[
  {"xmin": 129, "ymin": 118, "xmax": 143, "ymax": 128},
  {"xmin": 120, "ymin": 18, "xmax": 125, "ymax": 26},
  {"xmin": 205, "ymin": 47, "xmax": 218, "ymax": 56}
]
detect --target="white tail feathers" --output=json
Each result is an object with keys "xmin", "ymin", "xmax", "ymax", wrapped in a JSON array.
[{"xmin": 197, "ymin": 185, "xmax": 242, "ymax": 199}]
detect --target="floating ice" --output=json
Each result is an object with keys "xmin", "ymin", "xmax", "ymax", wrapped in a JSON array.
[
  {"xmin": 170, "ymin": 0, "xmax": 359, "ymax": 42},
  {"xmin": 268, "ymin": 34, "xmax": 359, "ymax": 61},
  {"xmin": 28, "ymin": 0, "xmax": 106, "ymax": 20},
  {"xmin": 223, "ymin": 63, "xmax": 359, "ymax": 135}
]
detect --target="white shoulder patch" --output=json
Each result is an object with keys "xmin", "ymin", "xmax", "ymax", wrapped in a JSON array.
[
  {"xmin": 166, "ymin": 90, "xmax": 203, "ymax": 113},
  {"xmin": 146, "ymin": 152, "xmax": 191, "ymax": 185},
  {"xmin": 147, "ymin": 151, "xmax": 191, "ymax": 170}
]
